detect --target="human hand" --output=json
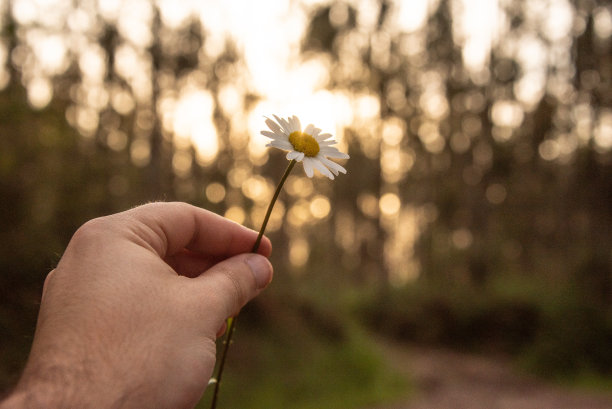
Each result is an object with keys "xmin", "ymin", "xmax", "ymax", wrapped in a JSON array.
[{"xmin": 1, "ymin": 202, "xmax": 272, "ymax": 409}]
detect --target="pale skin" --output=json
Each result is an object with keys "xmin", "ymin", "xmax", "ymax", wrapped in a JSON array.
[{"xmin": 0, "ymin": 202, "xmax": 273, "ymax": 409}]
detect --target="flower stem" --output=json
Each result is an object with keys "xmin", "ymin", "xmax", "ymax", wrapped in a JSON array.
[
  {"xmin": 208, "ymin": 316, "xmax": 236, "ymax": 409},
  {"xmin": 252, "ymin": 159, "xmax": 296, "ymax": 253},
  {"xmin": 209, "ymin": 159, "xmax": 296, "ymax": 409}
]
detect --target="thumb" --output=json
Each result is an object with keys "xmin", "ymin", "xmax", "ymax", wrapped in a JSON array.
[{"xmin": 195, "ymin": 253, "xmax": 273, "ymax": 323}]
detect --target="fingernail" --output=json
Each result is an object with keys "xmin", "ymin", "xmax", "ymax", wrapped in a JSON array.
[{"xmin": 246, "ymin": 255, "xmax": 273, "ymax": 289}]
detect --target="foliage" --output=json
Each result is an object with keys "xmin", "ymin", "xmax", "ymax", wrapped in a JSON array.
[
  {"xmin": 197, "ymin": 286, "xmax": 408, "ymax": 409},
  {"xmin": 356, "ymin": 275, "xmax": 612, "ymax": 380}
]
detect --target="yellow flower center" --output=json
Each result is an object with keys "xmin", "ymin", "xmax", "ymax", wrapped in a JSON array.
[{"xmin": 288, "ymin": 131, "xmax": 320, "ymax": 157}]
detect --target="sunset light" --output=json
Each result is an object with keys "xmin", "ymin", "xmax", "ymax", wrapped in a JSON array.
[
  {"xmin": 3, "ymin": 0, "xmax": 612, "ymax": 406},
  {"xmin": 2, "ymin": 0, "xmax": 550, "ymax": 158},
  {"xmin": 2, "ymin": 0, "xmax": 610, "ymax": 280}
]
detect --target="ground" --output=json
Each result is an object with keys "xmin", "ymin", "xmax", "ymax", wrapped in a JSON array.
[{"xmin": 369, "ymin": 339, "xmax": 612, "ymax": 409}]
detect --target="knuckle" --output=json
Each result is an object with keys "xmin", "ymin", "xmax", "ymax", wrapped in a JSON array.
[
  {"xmin": 225, "ymin": 268, "xmax": 246, "ymax": 305},
  {"xmin": 72, "ymin": 217, "xmax": 111, "ymax": 243},
  {"xmin": 216, "ymin": 265, "xmax": 248, "ymax": 314},
  {"xmin": 66, "ymin": 217, "xmax": 119, "ymax": 259}
]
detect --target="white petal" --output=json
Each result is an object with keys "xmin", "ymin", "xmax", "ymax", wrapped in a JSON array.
[
  {"xmin": 320, "ymin": 147, "xmax": 350, "ymax": 159},
  {"xmin": 267, "ymin": 140, "xmax": 293, "ymax": 150},
  {"xmin": 319, "ymin": 140, "xmax": 338, "ymax": 146},
  {"xmin": 287, "ymin": 116, "xmax": 295, "ymax": 132},
  {"xmin": 274, "ymin": 115, "xmax": 292, "ymax": 135},
  {"xmin": 311, "ymin": 158, "xmax": 335, "ymax": 180},
  {"xmin": 310, "ymin": 127, "xmax": 321, "ymax": 138},
  {"xmin": 301, "ymin": 158, "xmax": 314, "ymax": 178},
  {"xmin": 319, "ymin": 156, "xmax": 347, "ymax": 175},
  {"xmin": 265, "ymin": 117, "xmax": 284, "ymax": 135},
  {"xmin": 289, "ymin": 115, "xmax": 301, "ymax": 133},
  {"xmin": 316, "ymin": 132, "xmax": 333, "ymax": 141},
  {"xmin": 286, "ymin": 151, "xmax": 305, "ymax": 161},
  {"xmin": 261, "ymin": 130, "xmax": 286, "ymax": 140},
  {"xmin": 304, "ymin": 124, "xmax": 315, "ymax": 135}
]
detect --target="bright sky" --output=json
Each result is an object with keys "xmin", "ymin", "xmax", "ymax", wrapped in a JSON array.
[
  {"xmin": 3, "ymin": 0, "xmax": 597, "ymax": 159},
  {"xmin": 1, "ymin": 0, "xmax": 433, "ymax": 156}
]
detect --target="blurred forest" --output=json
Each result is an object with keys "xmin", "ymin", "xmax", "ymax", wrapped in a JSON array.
[{"xmin": 1, "ymin": 0, "xmax": 612, "ymax": 406}]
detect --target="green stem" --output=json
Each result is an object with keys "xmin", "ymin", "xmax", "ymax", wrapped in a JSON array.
[
  {"xmin": 208, "ymin": 316, "xmax": 237, "ymax": 409},
  {"xmin": 252, "ymin": 160, "xmax": 296, "ymax": 253},
  {"xmin": 209, "ymin": 159, "xmax": 296, "ymax": 409}
]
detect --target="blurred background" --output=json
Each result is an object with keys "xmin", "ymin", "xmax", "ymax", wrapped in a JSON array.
[{"xmin": 1, "ymin": 0, "xmax": 611, "ymax": 407}]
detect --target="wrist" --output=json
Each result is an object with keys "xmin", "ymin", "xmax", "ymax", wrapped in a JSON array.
[
  {"xmin": 1, "ymin": 362, "xmax": 83, "ymax": 409},
  {"xmin": 0, "ymin": 379, "xmax": 68, "ymax": 409},
  {"xmin": 0, "ymin": 391, "xmax": 27, "ymax": 409},
  {"xmin": 2, "ymin": 351, "xmax": 134, "ymax": 409},
  {"xmin": 1, "ymin": 368, "xmax": 136, "ymax": 409}
]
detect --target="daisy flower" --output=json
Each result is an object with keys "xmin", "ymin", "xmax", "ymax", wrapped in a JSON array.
[
  {"xmin": 210, "ymin": 114, "xmax": 349, "ymax": 409},
  {"xmin": 261, "ymin": 115, "xmax": 349, "ymax": 179}
]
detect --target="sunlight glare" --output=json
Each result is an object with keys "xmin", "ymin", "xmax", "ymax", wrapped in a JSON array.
[
  {"xmin": 286, "ymin": 176, "xmax": 314, "ymax": 198},
  {"xmin": 241, "ymin": 176, "xmax": 272, "ymax": 204},
  {"xmin": 157, "ymin": 0, "xmax": 192, "ymax": 29},
  {"xmin": 514, "ymin": 71, "xmax": 546, "ymax": 109},
  {"xmin": 31, "ymin": 33, "xmax": 68, "ymax": 75},
  {"xmin": 357, "ymin": 193, "xmax": 379, "ymax": 218},
  {"xmin": 205, "ymin": 182, "xmax": 226, "ymax": 204},
  {"xmin": 172, "ymin": 89, "xmax": 219, "ymax": 165},
  {"xmin": 172, "ymin": 150, "xmax": 193, "ymax": 178},
  {"xmin": 382, "ymin": 117, "xmax": 405, "ymax": 146},
  {"xmin": 491, "ymin": 100, "xmax": 524, "ymax": 128},
  {"xmin": 79, "ymin": 45, "xmax": 106, "ymax": 82},
  {"xmin": 594, "ymin": 110, "xmax": 612, "ymax": 152},
  {"xmin": 97, "ymin": 0, "xmax": 121, "ymax": 21},
  {"xmin": 225, "ymin": 206, "xmax": 246, "ymax": 224},
  {"xmin": 393, "ymin": 0, "xmax": 430, "ymax": 33},
  {"xmin": 67, "ymin": 8, "xmax": 93, "ymax": 33},
  {"xmin": 310, "ymin": 195, "xmax": 331, "ymax": 219},
  {"xmin": 452, "ymin": 0, "xmax": 501, "ymax": 72},
  {"xmin": 594, "ymin": 6, "xmax": 612, "ymax": 39},
  {"xmin": 117, "ymin": 0, "xmax": 153, "ymax": 47},
  {"xmin": 27, "ymin": 77, "xmax": 52, "ymax": 109},
  {"xmin": 542, "ymin": 0, "xmax": 574, "ymax": 41},
  {"xmin": 218, "ymin": 84, "xmax": 242, "ymax": 116},
  {"xmin": 12, "ymin": 0, "xmax": 37, "ymax": 24},
  {"xmin": 287, "ymin": 201, "xmax": 311, "ymax": 228},
  {"xmin": 130, "ymin": 137, "xmax": 151, "ymax": 167},
  {"xmin": 380, "ymin": 193, "xmax": 401, "ymax": 217}
]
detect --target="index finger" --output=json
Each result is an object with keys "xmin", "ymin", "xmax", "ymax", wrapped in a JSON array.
[{"xmin": 116, "ymin": 202, "xmax": 272, "ymax": 258}]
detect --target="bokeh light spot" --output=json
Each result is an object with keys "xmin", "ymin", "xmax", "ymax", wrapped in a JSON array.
[
  {"xmin": 486, "ymin": 183, "xmax": 507, "ymax": 205},
  {"xmin": 310, "ymin": 195, "xmax": 331, "ymax": 219},
  {"xmin": 206, "ymin": 183, "xmax": 226, "ymax": 204},
  {"xmin": 289, "ymin": 237, "xmax": 309, "ymax": 268},
  {"xmin": 225, "ymin": 206, "xmax": 246, "ymax": 225},
  {"xmin": 379, "ymin": 193, "xmax": 401, "ymax": 217}
]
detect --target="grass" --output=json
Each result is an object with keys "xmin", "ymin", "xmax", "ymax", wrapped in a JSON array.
[
  {"xmin": 568, "ymin": 373, "xmax": 612, "ymax": 393},
  {"xmin": 354, "ymin": 274, "xmax": 612, "ymax": 392},
  {"xmin": 196, "ymin": 288, "xmax": 409, "ymax": 409}
]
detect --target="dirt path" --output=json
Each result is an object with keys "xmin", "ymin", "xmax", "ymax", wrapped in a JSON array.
[{"xmin": 369, "ymin": 339, "xmax": 612, "ymax": 409}]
